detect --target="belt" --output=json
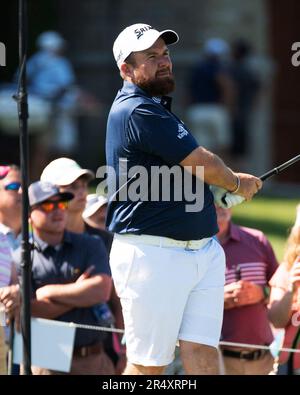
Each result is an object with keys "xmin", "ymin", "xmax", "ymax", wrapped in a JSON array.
[
  {"xmin": 73, "ymin": 342, "xmax": 103, "ymax": 358},
  {"xmin": 115, "ymin": 234, "xmax": 212, "ymax": 250},
  {"xmin": 222, "ymin": 348, "xmax": 268, "ymax": 361}
]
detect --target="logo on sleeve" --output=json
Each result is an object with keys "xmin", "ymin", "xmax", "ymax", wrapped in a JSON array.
[{"xmin": 177, "ymin": 124, "xmax": 189, "ymax": 139}]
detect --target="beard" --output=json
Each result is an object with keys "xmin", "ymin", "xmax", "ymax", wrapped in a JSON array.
[{"xmin": 133, "ymin": 72, "xmax": 175, "ymax": 96}]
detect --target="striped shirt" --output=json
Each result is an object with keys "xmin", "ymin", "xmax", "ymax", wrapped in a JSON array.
[
  {"xmin": 221, "ymin": 223, "xmax": 278, "ymax": 345},
  {"xmin": 0, "ymin": 233, "xmax": 12, "ymax": 287}
]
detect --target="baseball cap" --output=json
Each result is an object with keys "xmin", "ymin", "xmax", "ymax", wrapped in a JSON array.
[
  {"xmin": 82, "ymin": 194, "xmax": 108, "ymax": 219},
  {"xmin": 29, "ymin": 181, "xmax": 74, "ymax": 207},
  {"xmin": 40, "ymin": 158, "xmax": 95, "ymax": 186},
  {"xmin": 113, "ymin": 23, "xmax": 179, "ymax": 68}
]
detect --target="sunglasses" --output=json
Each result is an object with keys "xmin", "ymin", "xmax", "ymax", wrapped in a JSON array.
[
  {"xmin": 4, "ymin": 182, "xmax": 21, "ymax": 191},
  {"xmin": 36, "ymin": 201, "xmax": 68, "ymax": 213}
]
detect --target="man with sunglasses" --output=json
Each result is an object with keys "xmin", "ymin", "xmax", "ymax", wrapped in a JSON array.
[
  {"xmin": 12, "ymin": 181, "xmax": 114, "ymax": 374},
  {"xmin": 0, "ymin": 165, "xmax": 22, "ymax": 251},
  {"xmin": 40, "ymin": 157, "xmax": 123, "ymax": 373}
]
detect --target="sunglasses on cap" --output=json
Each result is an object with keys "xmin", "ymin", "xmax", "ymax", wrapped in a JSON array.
[
  {"xmin": 35, "ymin": 200, "xmax": 69, "ymax": 213},
  {"xmin": 4, "ymin": 182, "xmax": 21, "ymax": 191}
]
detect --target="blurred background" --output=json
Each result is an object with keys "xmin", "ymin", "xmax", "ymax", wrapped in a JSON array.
[{"xmin": 1, "ymin": 0, "xmax": 300, "ymax": 258}]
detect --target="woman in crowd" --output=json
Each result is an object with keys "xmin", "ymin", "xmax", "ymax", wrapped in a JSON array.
[{"xmin": 269, "ymin": 204, "xmax": 300, "ymax": 375}]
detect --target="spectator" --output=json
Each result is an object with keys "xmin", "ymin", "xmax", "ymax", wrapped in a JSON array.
[
  {"xmin": 0, "ymin": 165, "xmax": 22, "ymax": 250},
  {"xmin": 83, "ymin": 194, "xmax": 108, "ymax": 232},
  {"xmin": 230, "ymin": 39, "xmax": 260, "ymax": 160},
  {"xmin": 0, "ymin": 233, "xmax": 20, "ymax": 375},
  {"xmin": 13, "ymin": 181, "xmax": 114, "ymax": 374},
  {"xmin": 268, "ymin": 204, "xmax": 300, "ymax": 375},
  {"xmin": 26, "ymin": 31, "xmax": 80, "ymax": 158},
  {"xmin": 40, "ymin": 157, "xmax": 114, "ymax": 251},
  {"xmin": 41, "ymin": 158, "xmax": 123, "ymax": 372},
  {"xmin": 186, "ymin": 38, "xmax": 235, "ymax": 155},
  {"xmin": 83, "ymin": 193, "xmax": 126, "ymax": 374},
  {"xmin": 216, "ymin": 206, "xmax": 278, "ymax": 375}
]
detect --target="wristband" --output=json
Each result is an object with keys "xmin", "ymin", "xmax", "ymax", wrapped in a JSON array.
[{"xmin": 230, "ymin": 175, "xmax": 240, "ymax": 194}]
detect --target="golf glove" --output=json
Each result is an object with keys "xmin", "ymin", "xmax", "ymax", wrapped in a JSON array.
[{"xmin": 210, "ymin": 185, "xmax": 245, "ymax": 209}]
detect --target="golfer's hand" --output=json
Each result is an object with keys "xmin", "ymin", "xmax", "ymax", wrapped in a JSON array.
[
  {"xmin": 210, "ymin": 186, "xmax": 245, "ymax": 208},
  {"xmin": 235, "ymin": 173, "xmax": 262, "ymax": 201}
]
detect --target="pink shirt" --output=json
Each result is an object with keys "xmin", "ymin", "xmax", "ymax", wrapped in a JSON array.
[
  {"xmin": 221, "ymin": 223, "xmax": 278, "ymax": 345},
  {"xmin": 269, "ymin": 264, "xmax": 300, "ymax": 368},
  {"xmin": 0, "ymin": 233, "xmax": 12, "ymax": 287}
]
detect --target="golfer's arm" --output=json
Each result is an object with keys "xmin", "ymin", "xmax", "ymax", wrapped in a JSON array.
[{"xmin": 180, "ymin": 146, "xmax": 237, "ymax": 191}]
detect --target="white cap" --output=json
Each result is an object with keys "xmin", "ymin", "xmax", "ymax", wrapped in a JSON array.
[
  {"xmin": 37, "ymin": 31, "xmax": 66, "ymax": 51},
  {"xmin": 113, "ymin": 23, "xmax": 179, "ymax": 68},
  {"xmin": 204, "ymin": 38, "xmax": 229, "ymax": 56},
  {"xmin": 82, "ymin": 194, "xmax": 108, "ymax": 219},
  {"xmin": 40, "ymin": 157, "xmax": 94, "ymax": 186}
]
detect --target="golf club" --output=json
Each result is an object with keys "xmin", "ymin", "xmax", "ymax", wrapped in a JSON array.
[
  {"xmin": 259, "ymin": 153, "xmax": 300, "ymax": 181},
  {"xmin": 221, "ymin": 153, "xmax": 300, "ymax": 205}
]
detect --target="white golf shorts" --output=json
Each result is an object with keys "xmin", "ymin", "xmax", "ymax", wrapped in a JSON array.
[{"xmin": 110, "ymin": 234, "xmax": 225, "ymax": 367}]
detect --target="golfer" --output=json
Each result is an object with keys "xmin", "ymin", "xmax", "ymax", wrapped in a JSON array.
[{"xmin": 105, "ymin": 23, "xmax": 262, "ymax": 375}]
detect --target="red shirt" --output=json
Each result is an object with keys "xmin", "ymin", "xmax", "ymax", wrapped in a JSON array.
[{"xmin": 221, "ymin": 223, "xmax": 278, "ymax": 345}]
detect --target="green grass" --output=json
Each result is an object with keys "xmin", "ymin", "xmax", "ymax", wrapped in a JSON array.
[{"xmin": 231, "ymin": 196, "xmax": 299, "ymax": 262}]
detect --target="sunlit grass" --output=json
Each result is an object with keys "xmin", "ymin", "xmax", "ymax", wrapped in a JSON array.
[{"xmin": 232, "ymin": 196, "xmax": 299, "ymax": 262}]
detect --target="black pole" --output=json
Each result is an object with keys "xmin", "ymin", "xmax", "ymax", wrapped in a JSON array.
[{"xmin": 16, "ymin": 0, "xmax": 32, "ymax": 375}]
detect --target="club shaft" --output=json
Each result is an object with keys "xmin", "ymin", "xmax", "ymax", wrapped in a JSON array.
[{"xmin": 260, "ymin": 154, "xmax": 300, "ymax": 181}]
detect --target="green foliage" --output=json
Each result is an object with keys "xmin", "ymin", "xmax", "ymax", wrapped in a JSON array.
[{"xmin": 232, "ymin": 196, "xmax": 299, "ymax": 262}]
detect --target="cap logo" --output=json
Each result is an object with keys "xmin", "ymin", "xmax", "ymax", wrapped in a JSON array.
[
  {"xmin": 116, "ymin": 50, "xmax": 123, "ymax": 63},
  {"xmin": 134, "ymin": 25, "xmax": 154, "ymax": 39},
  {"xmin": 40, "ymin": 182, "xmax": 55, "ymax": 193}
]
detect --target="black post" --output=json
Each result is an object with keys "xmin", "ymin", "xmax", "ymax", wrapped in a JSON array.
[{"xmin": 16, "ymin": 0, "xmax": 32, "ymax": 375}]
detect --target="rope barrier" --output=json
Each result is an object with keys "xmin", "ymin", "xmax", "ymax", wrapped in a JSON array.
[{"xmin": 36, "ymin": 318, "xmax": 300, "ymax": 354}]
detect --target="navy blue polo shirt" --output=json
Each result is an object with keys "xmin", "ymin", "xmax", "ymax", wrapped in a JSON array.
[
  {"xmin": 105, "ymin": 81, "xmax": 218, "ymax": 240},
  {"xmin": 13, "ymin": 231, "xmax": 111, "ymax": 347}
]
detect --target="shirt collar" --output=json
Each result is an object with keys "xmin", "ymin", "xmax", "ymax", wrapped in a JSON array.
[
  {"xmin": 121, "ymin": 81, "xmax": 172, "ymax": 110},
  {"xmin": 0, "ymin": 222, "xmax": 12, "ymax": 235},
  {"xmin": 228, "ymin": 222, "xmax": 241, "ymax": 242},
  {"xmin": 32, "ymin": 231, "xmax": 73, "ymax": 252}
]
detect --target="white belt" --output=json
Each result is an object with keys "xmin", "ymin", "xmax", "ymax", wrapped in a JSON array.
[{"xmin": 115, "ymin": 234, "xmax": 212, "ymax": 250}]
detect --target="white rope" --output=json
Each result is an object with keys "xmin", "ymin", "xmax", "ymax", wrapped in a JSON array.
[
  {"xmin": 37, "ymin": 318, "xmax": 300, "ymax": 354},
  {"xmin": 67, "ymin": 321, "xmax": 125, "ymax": 334},
  {"xmin": 219, "ymin": 340, "xmax": 300, "ymax": 354}
]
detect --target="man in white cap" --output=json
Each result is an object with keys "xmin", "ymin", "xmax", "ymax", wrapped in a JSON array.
[
  {"xmin": 83, "ymin": 194, "xmax": 108, "ymax": 232},
  {"xmin": 41, "ymin": 158, "xmax": 122, "ymax": 372},
  {"xmin": 105, "ymin": 23, "xmax": 262, "ymax": 375},
  {"xmin": 41, "ymin": 157, "xmax": 94, "ymax": 233}
]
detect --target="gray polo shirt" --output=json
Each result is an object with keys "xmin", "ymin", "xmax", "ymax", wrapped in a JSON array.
[{"xmin": 13, "ymin": 231, "xmax": 111, "ymax": 347}]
